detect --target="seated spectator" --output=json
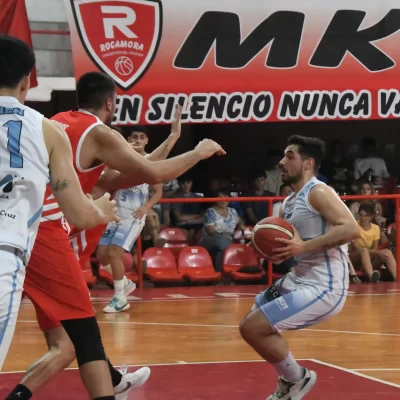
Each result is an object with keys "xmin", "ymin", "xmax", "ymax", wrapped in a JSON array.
[
  {"xmin": 264, "ymin": 151, "xmax": 283, "ymax": 195},
  {"xmin": 320, "ymin": 140, "xmax": 353, "ymax": 194},
  {"xmin": 349, "ymin": 203, "xmax": 396, "ymax": 282},
  {"xmin": 245, "ymin": 171, "xmax": 275, "ymax": 225},
  {"xmin": 354, "ymin": 137, "xmax": 390, "ymax": 187},
  {"xmin": 349, "ymin": 181, "xmax": 386, "ymax": 228},
  {"xmin": 272, "ymin": 184, "xmax": 293, "ymax": 216},
  {"xmin": 152, "ymin": 179, "xmax": 179, "ymax": 229},
  {"xmin": 199, "ymin": 191, "xmax": 246, "ymax": 272},
  {"xmin": 171, "ymin": 177, "xmax": 203, "ymax": 244}
]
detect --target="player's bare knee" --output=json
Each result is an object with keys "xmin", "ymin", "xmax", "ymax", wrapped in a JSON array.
[{"xmin": 107, "ymin": 245, "xmax": 124, "ymax": 261}]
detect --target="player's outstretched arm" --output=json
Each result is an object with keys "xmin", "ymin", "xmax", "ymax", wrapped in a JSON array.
[
  {"xmin": 146, "ymin": 104, "xmax": 183, "ymax": 162},
  {"xmin": 42, "ymin": 118, "xmax": 118, "ymax": 229},
  {"xmin": 93, "ymin": 125, "xmax": 225, "ymax": 191},
  {"xmin": 273, "ymin": 185, "xmax": 360, "ymax": 259}
]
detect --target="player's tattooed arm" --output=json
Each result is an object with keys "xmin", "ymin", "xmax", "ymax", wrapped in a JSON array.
[{"xmin": 51, "ymin": 178, "xmax": 71, "ymax": 192}]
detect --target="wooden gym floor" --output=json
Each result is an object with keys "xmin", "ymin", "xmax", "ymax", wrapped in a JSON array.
[{"xmin": 1, "ymin": 283, "xmax": 400, "ymax": 399}]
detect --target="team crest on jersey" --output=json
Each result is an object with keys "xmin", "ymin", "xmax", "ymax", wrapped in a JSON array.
[
  {"xmin": 0, "ymin": 174, "xmax": 15, "ymax": 200},
  {"xmin": 71, "ymin": 0, "xmax": 162, "ymax": 90}
]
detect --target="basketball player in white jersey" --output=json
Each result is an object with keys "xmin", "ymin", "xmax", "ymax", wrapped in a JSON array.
[
  {"xmin": 240, "ymin": 135, "xmax": 360, "ymax": 399},
  {"xmin": 0, "ymin": 35, "xmax": 117, "ymax": 371},
  {"xmin": 97, "ymin": 126, "xmax": 164, "ymax": 313}
]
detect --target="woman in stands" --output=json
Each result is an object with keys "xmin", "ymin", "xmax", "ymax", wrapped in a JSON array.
[
  {"xmin": 198, "ymin": 190, "xmax": 247, "ymax": 272},
  {"xmin": 348, "ymin": 203, "xmax": 396, "ymax": 282}
]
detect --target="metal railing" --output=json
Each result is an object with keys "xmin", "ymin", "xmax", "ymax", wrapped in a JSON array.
[{"xmin": 134, "ymin": 194, "xmax": 400, "ymax": 287}]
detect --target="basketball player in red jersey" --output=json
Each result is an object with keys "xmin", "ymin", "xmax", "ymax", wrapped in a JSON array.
[{"xmin": 6, "ymin": 72, "xmax": 224, "ymax": 400}]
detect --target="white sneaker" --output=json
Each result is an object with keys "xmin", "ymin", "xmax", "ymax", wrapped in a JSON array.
[
  {"xmin": 267, "ymin": 368, "xmax": 317, "ymax": 400},
  {"xmin": 114, "ymin": 366, "xmax": 151, "ymax": 400},
  {"xmin": 103, "ymin": 297, "xmax": 130, "ymax": 313},
  {"xmin": 124, "ymin": 279, "xmax": 136, "ymax": 297}
]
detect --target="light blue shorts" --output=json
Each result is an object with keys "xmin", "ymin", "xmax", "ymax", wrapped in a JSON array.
[
  {"xmin": 98, "ymin": 218, "xmax": 144, "ymax": 252},
  {"xmin": 253, "ymin": 273, "xmax": 347, "ymax": 332}
]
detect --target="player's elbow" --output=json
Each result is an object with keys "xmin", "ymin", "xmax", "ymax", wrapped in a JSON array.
[{"xmin": 346, "ymin": 222, "xmax": 361, "ymax": 241}]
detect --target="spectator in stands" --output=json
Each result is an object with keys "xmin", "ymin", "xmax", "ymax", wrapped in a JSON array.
[
  {"xmin": 349, "ymin": 203, "xmax": 396, "ymax": 282},
  {"xmin": 264, "ymin": 150, "xmax": 283, "ymax": 195},
  {"xmin": 152, "ymin": 179, "xmax": 180, "ymax": 229},
  {"xmin": 245, "ymin": 171, "xmax": 275, "ymax": 225},
  {"xmin": 199, "ymin": 190, "xmax": 246, "ymax": 272},
  {"xmin": 171, "ymin": 177, "xmax": 203, "ymax": 244},
  {"xmin": 354, "ymin": 137, "xmax": 390, "ymax": 187},
  {"xmin": 320, "ymin": 139, "xmax": 353, "ymax": 193},
  {"xmin": 272, "ymin": 183, "xmax": 293, "ymax": 216},
  {"xmin": 349, "ymin": 181, "xmax": 386, "ymax": 228}
]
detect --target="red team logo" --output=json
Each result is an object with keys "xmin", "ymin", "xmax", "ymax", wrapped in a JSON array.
[{"xmin": 71, "ymin": 0, "xmax": 162, "ymax": 90}]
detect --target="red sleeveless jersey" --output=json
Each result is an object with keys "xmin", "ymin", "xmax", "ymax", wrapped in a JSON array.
[{"xmin": 41, "ymin": 110, "xmax": 105, "ymax": 225}]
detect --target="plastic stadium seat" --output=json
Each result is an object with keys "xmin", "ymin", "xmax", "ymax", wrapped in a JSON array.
[
  {"xmin": 142, "ymin": 247, "xmax": 183, "ymax": 283},
  {"xmin": 98, "ymin": 252, "xmax": 139, "ymax": 285},
  {"xmin": 82, "ymin": 259, "xmax": 96, "ymax": 287},
  {"xmin": 157, "ymin": 228, "xmax": 189, "ymax": 259},
  {"xmin": 178, "ymin": 246, "xmax": 221, "ymax": 283},
  {"xmin": 223, "ymin": 244, "xmax": 264, "ymax": 281}
]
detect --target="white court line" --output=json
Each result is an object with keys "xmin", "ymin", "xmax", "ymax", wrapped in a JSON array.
[
  {"xmin": 16, "ymin": 320, "xmax": 400, "ymax": 338},
  {"xmin": 2, "ymin": 358, "xmax": 400, "ymax": 390},
  {"xmin": 311, "ymin": 359, "xmax": 400, "ymax": 389},
  {"xmin": 354, "ymin": 368, "xmax": 400, "ymax": 371}
]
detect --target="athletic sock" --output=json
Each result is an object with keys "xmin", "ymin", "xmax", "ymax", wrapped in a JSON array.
[
  {"xmin": 6, "ymin": 384, "xmax": 32, "ymax": 399},
  {"xmin": 108, "ymin": 359, "xmax": 123, "ymax": 387},
  {"xmin": 114, "ymin": 279, "xmax": 124, "ymax": 298},
  {"xmin": 122, "ymin": 275, "xmax": 129, "ymax": 287},
  {"xmin": 272, "ymin": 352, "xmax": 303, "ymax": 382}
]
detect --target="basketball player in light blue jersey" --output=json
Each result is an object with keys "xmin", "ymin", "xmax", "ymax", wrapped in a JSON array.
[
  {"xmin": 240, "ymin": 135, "xmax": 360, "ymax": 400},
  {"xmin": 97, "ymin": 113, "xmax": 181, "ymax": 313}
]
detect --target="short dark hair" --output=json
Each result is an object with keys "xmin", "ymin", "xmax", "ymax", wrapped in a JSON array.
[
  {"xmin": 253, "ymin": 170, "xmax": 266, "ymax": 180},
  {"xmin": 0, "ymin": 35, "xmax": 35, "ymax": 88},
  {"xmin": 279, "ymin": 183, "xmax": 292, "ymax": 194},
  {"xmin": 129, "ymin": 125, "xmax": 149, "ymax": 137},
  {"xmin": 287, "ymin": 135, "xmax": 326, "ymax": 171},
  {"xmin": 76, "ymin": 72, "xmax": 116, "ymax": 109},
  {"xmin": 359, "ymin": 203, "xmax": 375, "ymax": 216}
]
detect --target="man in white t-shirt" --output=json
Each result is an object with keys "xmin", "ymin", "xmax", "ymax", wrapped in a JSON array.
[{"xmin": 353, "ymin": 137, "xmax": 389, "ymax": 186}]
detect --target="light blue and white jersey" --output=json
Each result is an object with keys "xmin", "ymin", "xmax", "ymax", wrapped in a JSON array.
[
  {"xmin": 115, "ymin": 154, "xmax": 150, "ymax": 222},
  {"xmin": 0, "ymin": 96, "xmax": 49, "ymax": 263},
  {"xmin": 281, "ymin": 177, "xmax": 349, "ymax": 294}
]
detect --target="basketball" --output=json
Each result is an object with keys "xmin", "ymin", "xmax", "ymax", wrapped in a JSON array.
[{"xmin": 251, "ymin": 216, "xmax": 294, "ymax": 258}]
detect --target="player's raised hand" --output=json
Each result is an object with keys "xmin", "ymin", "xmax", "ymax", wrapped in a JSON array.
[
  {"xmin": 272, "ymin": 227, "xmax": 305, "ymax": 260},
  {"xmin": 93, "ymin": 192, "xmax": 120, "ymax": 224},
  {"xmin": 194, "ymin": 139, "xmax": 226, "ymax": 160},
  {"xmin": 171, "ymin": 103, "xmax": 183, "ymax": 138}
]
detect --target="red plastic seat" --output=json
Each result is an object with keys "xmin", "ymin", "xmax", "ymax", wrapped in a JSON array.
[
  {"xmin": 98, "ymin": 253, "xmax": 139, "ymax": 285},
  {"xmin": 178, "ymin": 246, "xmax": 221, "ymax": 283},
  {"xmin": 223, "ymin": 244, "xmax": 264, "ymax": 281},
  {"xmin": 156, "ymin": 228, "xmax": 189, "ymax": 259},
  {"xmin": 142, "ymin": 247, "xmax": 183, "ymax": 283},
  {"xmin": 82, "ymin": 259, "xmax": 96, "ymax": 287}
]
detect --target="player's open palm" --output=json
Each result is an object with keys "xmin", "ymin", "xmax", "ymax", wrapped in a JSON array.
[
  {"xmin": 91, "ymin": 193, "xmax": 120, "ymax": 224},
  {"xmin": 194, "ymin": 139, "xmax": 226, "ymax": 160}
]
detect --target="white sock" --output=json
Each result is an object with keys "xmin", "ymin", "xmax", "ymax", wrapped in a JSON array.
[
  {"xmin": 123, "ymin": 275, "xmax": 129, "ymax": 287},
  {"xmin": 272, "ymin": 352, "xmax": 303, "ymax": 382},
  {"xmin": 114, "ymin": 279, "xmax": 124, "ymax": 299}
]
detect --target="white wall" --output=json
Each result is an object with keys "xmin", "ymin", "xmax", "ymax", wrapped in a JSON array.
[{"xmin": 26, "ymin": 0, "xmax": 73, "ymax": 77}]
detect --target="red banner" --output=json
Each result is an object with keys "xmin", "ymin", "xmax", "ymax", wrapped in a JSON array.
[
  {"xmin": 0, "ymin": 0, "xmax": 38, "ymax": 89},
  {"xmin": 65, "ymin": 0, "xmax": 400, "ymax": 124}
]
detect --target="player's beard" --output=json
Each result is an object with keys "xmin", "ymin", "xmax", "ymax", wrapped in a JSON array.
[{"xmin": 282, "ymin": 170, "xmax": 303, "ymax": 184}]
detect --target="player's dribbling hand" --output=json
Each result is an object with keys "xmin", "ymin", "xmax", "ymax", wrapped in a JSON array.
[
  {"xmin": 272, "ymin": 227, "xmax": 305, "ymax": 261},
  {"xmin": 93, "ymin": 192, "xmax": 120, "ymax": 224},
  {"xmin": 194, "ymin": 139, "xmax": 226, "ymax": 160}
]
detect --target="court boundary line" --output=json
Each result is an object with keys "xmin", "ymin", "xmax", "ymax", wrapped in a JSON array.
[
  {"xmin": 354, "ymin": 368, "xmax": 400, "ymax": 371},
  {"xmin": 311, "ymin": 359, "xmax": 400, "ymax": 389},
  {"xmin": 15, "ymin": 319, "xmax": 400, "ymax": 337},
  {"xmin": 2, "ymin": 358, "xmax": 400, "ymax": 389}
]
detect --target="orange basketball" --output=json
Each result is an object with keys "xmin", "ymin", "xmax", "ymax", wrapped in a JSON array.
[{"xmin": 251, "ymin": 216, "xmax": 294, "ymax": 258}]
